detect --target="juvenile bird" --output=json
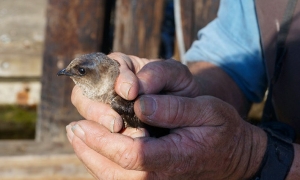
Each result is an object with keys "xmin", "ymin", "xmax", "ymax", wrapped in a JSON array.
[{"xmin": 57, "ymin": 52, "xmax": 168, "ymax": 137}]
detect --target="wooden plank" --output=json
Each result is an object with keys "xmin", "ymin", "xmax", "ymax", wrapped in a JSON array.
[
  {"xmin": 0, "ymin": 0, "xmax": 45, "ymax": 79},
  {"xmin": 113, "ymin": 0, "xmax": 165, "ymax": 58},
  {"xmin": 0, "ymin": 140, "xmax": 91, "ymax": 179},
  {"xmin": 0, "ymin": 153, "xmax": 93, "ymax": 180},
  {"xmin": 0, "ymin": 54, "xmax": 41, "ymax": 77},
  {"xmin": 180, "ymin": 0, "xmax": 219, "ymax": 50},
  {"xmin": 0, "ymin": 140, "xmax": 73, "ymax": 156},
  {"xmin": 37, "ymin": 0, "xmax": 106, "ymax": 142},
  {"xmin": 0, "ymin": 82, "xmax": 40, "ymax": 105}
]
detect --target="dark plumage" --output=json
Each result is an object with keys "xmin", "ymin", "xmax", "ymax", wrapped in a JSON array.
[{"xmin": 57, "ymin": 52, "xmax": 168, "ymax": 137}]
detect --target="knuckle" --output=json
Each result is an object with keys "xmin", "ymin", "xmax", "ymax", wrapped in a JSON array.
[
  {"xmin": 117, "ymin": 146, "xmax": 141, "ymax": 170},
  {"xmin": 94, "ymin": 165, "xmax": 117, "ymax": 180},
  {"xmin": 84, "ymin": 103, "xmax": 96, "ymax": 120},
  {"xmin": 163, "ymin": 96, "xmax": 189, "ymax": 126},
  {"xmin": 119, "ymin": 152, "xmax": 138, "ymax": 169},
  {"xmin": 71, "ymin": 136, "xmax": 85, "ymax": 154}
]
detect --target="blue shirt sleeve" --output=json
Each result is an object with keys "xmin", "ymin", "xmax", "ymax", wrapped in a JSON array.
[{"xmin": 184, "ymin": 0, "xmax": 267, "ymax": 102}]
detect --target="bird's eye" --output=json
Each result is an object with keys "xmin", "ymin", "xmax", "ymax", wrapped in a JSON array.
[{"xmin": 78, "ymin": 68, "xmax": 86, "ymax": 75}]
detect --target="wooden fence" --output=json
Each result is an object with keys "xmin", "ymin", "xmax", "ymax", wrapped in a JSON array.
[
  {"xmin": 0, "ymin": 0, "xmax": 219, "ymax": 178},
  {"xmin": 37, "ymin": 0, "xmax": 219, "ymax": 145}
]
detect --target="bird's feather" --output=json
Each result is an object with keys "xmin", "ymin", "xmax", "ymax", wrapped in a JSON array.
[{"xmin": 58, "ymin": 52, "xmax": 169, "ymax": 137}]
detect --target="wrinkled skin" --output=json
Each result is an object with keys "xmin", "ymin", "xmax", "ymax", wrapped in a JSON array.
[{"xmin": 66, "ymin": 52, "xmax": 269, "ymax": 179}]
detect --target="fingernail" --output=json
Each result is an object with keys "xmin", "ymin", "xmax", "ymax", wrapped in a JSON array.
[
  {"xmin": 66, "ymin": 124, "xmax": 74, "ymax": 142},
  {"xmin": 99, "ymin": 115, "xmax": 116, "ymax": 133},
  {"xmin": 131, "ymin": 128, "xmax": 146, "ymax": 138},
  {"xmin": 120, "ymin": 82, "xmax": 132, "ymax": 99},
  {"xmin": 71, "ymin": 124, "xmax": 85, "ymax": 140},
  {"xmin": 110, "ymin": 118, "xmax": 115, "ymax": 133},
  {"xmin": 140, "ymin": 96, "xmax": 156, "ymax": 116}
]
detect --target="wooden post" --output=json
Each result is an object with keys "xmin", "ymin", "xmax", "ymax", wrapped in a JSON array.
[
  {"xmin": 180, "ymin": 0, "xmax": 219, "ymax": 50},
  {"xmin": 37, "ymin": 0, "xmax": 106, "ymax": 142},
  {"xmin": 113, "ymin": 0, "xmax": 165, "ymax": 58}
]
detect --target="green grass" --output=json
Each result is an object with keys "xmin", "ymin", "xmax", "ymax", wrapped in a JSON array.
[{"xmin": 0, "ymin": 105, "xmax": 36, "ymax": 139}]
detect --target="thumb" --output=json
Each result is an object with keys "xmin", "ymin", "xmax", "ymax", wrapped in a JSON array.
[
  {"xmin": 134, "ymin": 95, "xmax": 235, "ymax": 128},
  {"xmin": 136, "ymin": 59, "xmax": 200, "ymax": 97}
]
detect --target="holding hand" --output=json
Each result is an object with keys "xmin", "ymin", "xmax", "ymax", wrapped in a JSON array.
[
  {"xmin": 71, "ymin": 52, "xmax": 202, "ymax": 133},
  {"xmin": 67, "ymin": 94, "xmax": 266, "ymax": 179},
  {"xmin": 67, "ymin": 52, "xmax": 267, "ymax": 179}
]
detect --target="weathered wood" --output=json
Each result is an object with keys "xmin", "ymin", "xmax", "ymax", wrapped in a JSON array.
[
  {"xmin": 37, "ymin": 0, "xmax": 106, "ymax": 142},
  {"xmin": 180, "ymin": 0, "xmax": 219, "ymax": 50},
  {"xmin": 0, "ymin": 82, "xmax": 40, "ymax": 105},
  {"xmin": 0, "ymin": 153, "xmax": 93, "ymax": 180},
  {"xmin": 113, "ymin": 0, "xmax": 165, "ymax": 58},
  {"xmin": 0, "ymin": 56, "xmax": 41, "ymax": 77},
  {"xmin": 0, "ymin": 140, "xmax": 72, "ymax": 156}
]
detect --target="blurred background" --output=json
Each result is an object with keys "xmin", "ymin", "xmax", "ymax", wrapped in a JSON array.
[
  {"xmin": 0, "ymin": 0, "xmax": 262, "ymax": 179},
  {"xmin": 0, "ymin": 0, "xmax": 44, "ymax": 140}
]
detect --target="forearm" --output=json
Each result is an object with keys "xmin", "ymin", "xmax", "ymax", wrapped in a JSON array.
[
  {"xmin": 188, "ymin": 61, "xmax": 300, "ymax": 179},
  {"xmin": 286, "ymin": 144, "xmax": 300, "ymax": 179},
  {"xmin": 187, "ymin": 61, "xmax": 251, "ymax": 116}
]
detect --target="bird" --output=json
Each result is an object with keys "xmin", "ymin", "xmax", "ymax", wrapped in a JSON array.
[{"xmin": 57, "ymin": 52, "xmax": 169, "ymax": 137}]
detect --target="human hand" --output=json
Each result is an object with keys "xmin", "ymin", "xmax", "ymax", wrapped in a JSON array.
[
  {"xmin": 69, "ymin": 52, "xmax": 267, "ymax": 179},
  {"xmin": 108, "ymin": 52, "xmax": 202, "ymax": 99},
  {"xmin": 71, "ymin": 52, "xmax": 202, "ymax": 133},
  {"xmin": 67, "ymin": 94, "xmax": 267, "ymax": 179}
]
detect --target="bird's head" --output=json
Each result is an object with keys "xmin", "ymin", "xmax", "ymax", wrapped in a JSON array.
[{"xmin": 57, "ymin": 52, "xmax": 120, "ymax": 100}]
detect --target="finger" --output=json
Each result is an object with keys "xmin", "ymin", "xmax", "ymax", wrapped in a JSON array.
[
  {"xmin": 137, "ymin": 59, "xmax": 200, "ymax": 97},
  {"xmin": 66, "ymin": 123, "xmax": 98, "ymax": 180},
  {"xmin": 70, "ymin": 120, "xmax": 172, "ymax": 171},
  {"xmin": 108, "ymin": 52, "xmax": 149, "ymax": 100},
  {"xmin": 121, "ymin": 127, "xmax": 149, "ymax": 138},
  {"xmin": 134, "ymin": 95, "xmax": 236, "ymax": 128},
  {"xmin": 71, "ymin": 85, "xmax": 123, "ymax": 132},
  {"xmin": 68, "ymin": 129, "xmax": 148, "ymax": 179},
  {"xmin": 70, "ymin": 120, "xmax": 146, "ymax": 170},
  {"xmin": 69, "ymin": 120, "xmax": 200, "ymax": 174}
]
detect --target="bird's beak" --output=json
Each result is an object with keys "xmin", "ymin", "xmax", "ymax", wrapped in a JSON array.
[{"xmin": 57, "ymin": 68, "xmax": 73, "ymax": 76}]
